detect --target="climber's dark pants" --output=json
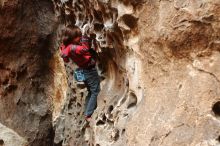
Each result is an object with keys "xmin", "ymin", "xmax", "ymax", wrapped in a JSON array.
[{"xmin": 83, "ymin": 67, "xmax": 100, "ymax": 117}]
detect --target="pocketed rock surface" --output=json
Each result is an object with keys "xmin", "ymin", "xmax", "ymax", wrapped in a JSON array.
[
  {"xmin": 53, "ymin": 0, "xmax": 220, "ymax": 146},
  {"xmin": 0, "ymin": 0, "xmax": 57, "ymax": 145},
  {"xmin": 1, "ymin": 0, "xmax": 220, "ymax": 146}
]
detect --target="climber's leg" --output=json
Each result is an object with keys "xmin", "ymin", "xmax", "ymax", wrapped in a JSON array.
[{"xmin": 84, "ymin": 68, "xmax": 100, "ymax": 117}]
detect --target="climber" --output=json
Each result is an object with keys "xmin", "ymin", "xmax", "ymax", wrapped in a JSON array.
[{"xmin": 60, "ymin": 25, "xmax": 100, "ymax": 122}]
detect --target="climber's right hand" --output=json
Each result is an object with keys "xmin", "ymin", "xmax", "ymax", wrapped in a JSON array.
[{"xmin": 82, "ymin": 24, "xmax": 90, "ymax": 36}]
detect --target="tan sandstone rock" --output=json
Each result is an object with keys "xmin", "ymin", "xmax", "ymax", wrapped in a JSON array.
[
  {"xmin": 1, "ymin": 0, "xmax": 220, "ymax": 146},
  {"xmin": 0, "ymin": 123, "xmax": 27, "ymax": 146},
  {"xmin": 52, "ymin": 0, "xmax": 220, "ymax": 146}
]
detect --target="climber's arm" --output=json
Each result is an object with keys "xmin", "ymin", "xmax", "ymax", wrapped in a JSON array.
[
  {"xmin": 90, "ymin": 33, "xmax": 98, "ymax": 51},
  {"xmin": 76, "ymin": 45, "xmax": 90, "ymax": 55},
  {"xmin": 80, "ymin": 35, "xmax": 92, "ymax": 49},
  {"xmin": 60, "ymin": 45, "xmax": 70, "ymax": 63}
]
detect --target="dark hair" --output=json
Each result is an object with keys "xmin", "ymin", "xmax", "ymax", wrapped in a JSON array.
[{"xmin": 61, "ymin": 26, "xmax": 82, "ymax": 46}]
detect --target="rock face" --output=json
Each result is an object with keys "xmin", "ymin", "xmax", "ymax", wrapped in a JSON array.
[
  {"xmin": 0, "ymin": 0, "xmax": 57, "ymax": 145},
  {"xmin": 52, "ymin": 0, "xmax": 220, "ymax": 146},
  {"xmin": 0, "ymin": 122, "xmax": 27, "ymax": 146},
  {"xmin": 1, "ymin": 0, "xmax": 220, "ymax": 146}
]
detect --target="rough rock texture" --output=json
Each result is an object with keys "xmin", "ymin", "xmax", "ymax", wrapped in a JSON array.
[
  {"xmin": 1, "ymin": 0, "xmax": 220, "ymax": 146},
  {"xmin": 52, "ymin": 0, "xmax": 220, "ymax": 146},
  {"xmin": 0, "ymin": 122, "xmax": 27, "ymax": 146},
  {"xmin": 0, "ymin": 0, "xmax": 57, "ymax": 145}
]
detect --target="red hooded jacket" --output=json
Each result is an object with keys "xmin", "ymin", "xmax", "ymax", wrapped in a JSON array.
[{"xmin": 60, "ymin": 36, "xmax": 96, "ymax": 69}]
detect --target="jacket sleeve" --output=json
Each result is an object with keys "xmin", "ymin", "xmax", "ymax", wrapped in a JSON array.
[
  {"xmin": 60, "ymin": 44, "xmax": 65, "ymax": 51},
  {"xmin": 80, "ymin": 35, "xmax": 92, "ymax": 49},
  {"xmin": 79, "ymin": 35, "xmax": 99, "ymax": 56},
  {"xmin": 75, "ymin": 45, "xmax": 90, "ymax": 55},
  {"xmin": 90, "ymin": 33, "xmax": 98, "ymax": 51},
  {"xmin": 61, "ymin": 46, "xmax": 71, "ymax": 63}
]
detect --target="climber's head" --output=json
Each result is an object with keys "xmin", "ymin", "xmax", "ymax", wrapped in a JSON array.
[{"xmin": 62, "ymin": 25, "xmax": 82, "ymax": 46}]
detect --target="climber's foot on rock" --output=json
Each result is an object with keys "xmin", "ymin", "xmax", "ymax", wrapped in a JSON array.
[
  {"xmin": 85, "ymin": 115, "xmax": 92, "ymax": 122},
  {"xmin": 81, "ymin": 116, "xmax": 91, "ymax": 131}
]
